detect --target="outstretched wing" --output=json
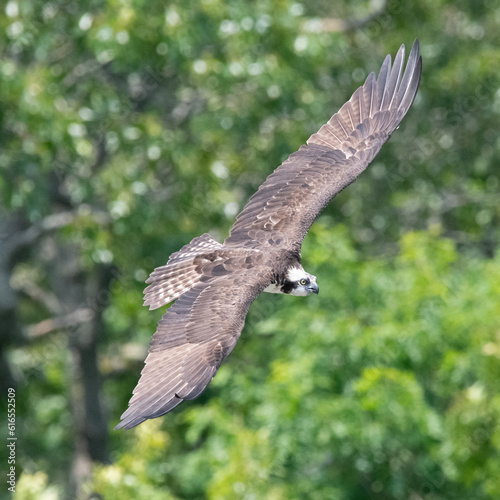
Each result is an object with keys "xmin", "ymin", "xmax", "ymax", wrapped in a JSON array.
[
  {"xmin": 225, "ymin": 40, "xmax": 422, "ymax": 252},
  {"xmin": 115, "ymin": 268, "xmax": 269, "ymax": 429}
]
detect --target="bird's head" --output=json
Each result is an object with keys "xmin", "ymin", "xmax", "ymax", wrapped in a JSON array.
[{"xmin": 285, "ymin": 266, "xmax": 319, "ymax": 296}]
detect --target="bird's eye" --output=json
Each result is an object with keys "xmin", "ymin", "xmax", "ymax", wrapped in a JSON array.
[{"xmin": 300, "ymin": 279, "xmax": 308, "ymax": 285}]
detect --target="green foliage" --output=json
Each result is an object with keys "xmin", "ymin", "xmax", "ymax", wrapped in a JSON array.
[
  {"xmin": 89, "ymin": 420, "xmax": 177, "ymax": 500},
  {"xmin": 1, "ymin": 0, "xmax": 500, "ymax": 499},
  {"xmin": 12, "ymin": 471, "xmax": 61, "ymax": 500}
]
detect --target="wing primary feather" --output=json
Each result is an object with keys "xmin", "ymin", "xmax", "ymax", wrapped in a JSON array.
[
  {"xmin": 358, "ymin": 84, "xmax": 365, "ymax": 123},
  {"xmin": 384, "ymin": 43, "xmax": 405, "ymax": 110},
  {"xmin": 395, "ymin": 39, "xmax": 420, "ymax": 108},
  {"xmin": 374, "ymin": 54, "xmax": 391, "ymax": 113},
  {"xmin": 400, "ymin": 54, "xmax": 422, "ymax": 112},
  {"xmin": 345, "ymin": 103, "xmax": 355, "ymax": 130}
]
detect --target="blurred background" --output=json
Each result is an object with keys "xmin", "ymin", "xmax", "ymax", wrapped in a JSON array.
[{"xmin": 1, "ymin": 0, "xmax": 500, "ymax": 499}]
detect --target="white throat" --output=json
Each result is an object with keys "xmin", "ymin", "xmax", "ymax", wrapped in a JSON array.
[{"xmin": 263, "ymin": 283, "xmax": 284, "ymax": 294}]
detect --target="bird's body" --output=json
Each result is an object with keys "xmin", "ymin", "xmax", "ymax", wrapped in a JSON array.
[{"xmin": 116, "ymin": 41, "xmax": 422, "ymax": 430}]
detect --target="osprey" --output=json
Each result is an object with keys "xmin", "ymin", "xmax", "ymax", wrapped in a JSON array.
[{"xmin": 116, "ymin": 40, "xmax": 422, "ymax": 429}]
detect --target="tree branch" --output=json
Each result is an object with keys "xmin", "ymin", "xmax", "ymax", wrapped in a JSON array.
[{"xmin": 27, "ymin": 308, "xmax": 94, "ymax": 339}]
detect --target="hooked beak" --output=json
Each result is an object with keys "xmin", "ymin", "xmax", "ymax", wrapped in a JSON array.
[{"xmin": 307, "ymin": 283, "xmax": 319, "ymax": 295}]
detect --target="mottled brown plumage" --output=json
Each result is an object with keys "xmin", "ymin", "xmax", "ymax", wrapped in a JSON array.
[{"xmin": 116, "ymin": 41, "xmax": 422, "ymax": 429}]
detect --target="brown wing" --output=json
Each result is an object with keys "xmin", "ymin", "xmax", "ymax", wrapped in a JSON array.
[
  {"xmin": 115, "ymin": 266, "xmax": 270, "ymax": 429},
  {"xmin": 225, "ymin": 40, "xmax": 422, "ymax": 252}
]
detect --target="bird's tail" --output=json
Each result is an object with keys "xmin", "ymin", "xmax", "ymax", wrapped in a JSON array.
[{"xmin": 143, "ymin": 233, "xmax": 223, "ymax": 310}]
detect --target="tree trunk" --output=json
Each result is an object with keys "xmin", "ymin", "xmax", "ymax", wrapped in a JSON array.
[{"xmin": 50, "ymin": 244, "xmax": 112, "ymax": 499}]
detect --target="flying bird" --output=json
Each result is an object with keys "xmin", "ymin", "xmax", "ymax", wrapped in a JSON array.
[{"xmin": 116, "ymin": 40, "xmax": 422, "ymax": 429}]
